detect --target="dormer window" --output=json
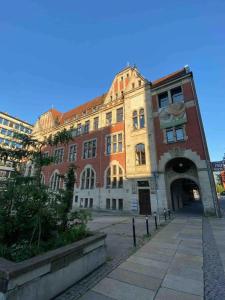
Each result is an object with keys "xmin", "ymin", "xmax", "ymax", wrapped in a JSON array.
[
  {"xmin": 127, "ymin": 73, "xmax": 129, "ymax": 78},
  {"xmin": 138, "ymin": 80, "xmax": 141, "ymax": 87},
  {"xmin": 121, "ymin": 76, "xmax": 123, "ymax": 81},
  {"xmin": 132, "ymin": 83, "xmax": 135, "ymax": 89}
]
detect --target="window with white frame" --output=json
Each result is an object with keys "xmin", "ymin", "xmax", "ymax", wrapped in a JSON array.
[
  {"xmin": 132, "ymin": 109, "xmax": 145, "ymax": 129},
  {"xmin": 166, "ymin": 126, "xmax": 185, "ymax": 143},
  {"xmin": 139, "ymin": 108, "xmax": 145, "ymax": 128},
  {"xmin": 106, "ymin": 165, "xmax": 123, "ymax": 189},
  {"xmin": 68, "ymin": 144, "xmax": 77, "ymax": 162},
  {"xmin": 93, "ymin": 117, "xmax": 99, "ymax": 130},
  {"xmin": 81, "ymin": 167, "xmax": 95, "ymax": 189},
  {"xmin": 116, "ymin": 107, "xmax": 123, "ymax": 123},
  {"xmin": 106, "ymin": 133, "xmax": 123, "ymax": 155},
  {"xmin": 83, "ymin": 139, "xmax": 97, "ymax": 159},
  {"xmin": 106, "ymin": 112, "xmax": 112, "ymax": 126},
  {"xmin": 135, "ymin": 143, "xmax": 146, "ymax": 165},
  {"xmin": 50, "ymin": 172, "xmax": 61, "ymax": 191},
  {"xmin": 84, "ymin": 120, "xmax": 90, "ymax": 133},
  {"xmin": 54, "ymin": 148, "xmax": 64, "ymax": 163}
]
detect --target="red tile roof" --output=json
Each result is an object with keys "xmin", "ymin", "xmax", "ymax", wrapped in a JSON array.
[
  {"xmin": 151, "ymin": 68, "xmax": 187, "ymax": 88},
  {"xmin": 58, "ymin": 94, "xmax": 106, "ymax": 124}
]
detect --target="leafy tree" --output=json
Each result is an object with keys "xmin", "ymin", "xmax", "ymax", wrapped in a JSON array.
[{"xmin": 0, "ymin": 129, "xmax": 91, "ymax": 262}]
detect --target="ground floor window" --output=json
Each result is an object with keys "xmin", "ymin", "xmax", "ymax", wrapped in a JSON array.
[
  {"xmin": 80, "ymin": 197, "xmax": 94, "ymax": 208},
  {"xmin": 106, "ymin": 198, "xmax": 123, "ymax": 211}
]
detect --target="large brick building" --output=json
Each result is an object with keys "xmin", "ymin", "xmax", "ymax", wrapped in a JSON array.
[
  {"xmin": 0, "ymin": 112, "xmax": 33, "ymax": 180},
  {"xmin": 32, "ymin": 66, "xmax": 218, "ymax": 215}
]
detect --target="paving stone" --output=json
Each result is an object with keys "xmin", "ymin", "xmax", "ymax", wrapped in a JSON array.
[
  {"xmin": 155, "ymin": 287, "xmax": 203, "ymax": 300},
  {"xmin": 79, "ymin": 290, "xmax": 115, "ymax": 300},
  {"xmin": 92, "ymin": 277, "xmax": 155, "ymax": 300},
  {"xmin": 133, "ymin": 250, "xmax": 173, "ymax": 263},
  {"xmin": 162, "ymin": 274, "xmax": 203, "ymax": 296},
  {"xmin": 108, "ymin": 268, "xmax": 161, "ymax": 291},
  {"xmin": 167, "ymin": 264, "xmax": 203, "ymax": 281},
  {"xmin": 119, "ymin": 260, "xmax": 166, "ymax": 279},
  {"xmin": 127, "ymin": 255, "xmax": 169, "ymax": 271}
]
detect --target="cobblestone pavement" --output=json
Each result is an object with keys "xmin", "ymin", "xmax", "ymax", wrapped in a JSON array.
[
  {"xmin": 54, "ymin": 213, "xmax": 168, "ymax": 300},
  {"xmin": 203, "ymin": 218, "xmax": 225, "ymax": 300}
]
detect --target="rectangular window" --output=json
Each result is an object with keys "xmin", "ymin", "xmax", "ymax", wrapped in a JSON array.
[
  {"xmin": 84, "ymin": 198, "xmax": 88, "ymax": 208},
  {"xmin": 118, "ymin": 133, "xmax": 123, "ymax": 152},
  {"xmin": 166, "ymin": 128, "xmax": 174, "ymax": 143},
  {"xmin": 77, "ymin": 123, "xmax": 82, "ymax": 135},
  {"xmin": 112, "ymin": 199, "xmax": 116, "ymax": 210},
  {"xmin": 106, "ymin": 136, "xmax": 111, "ymax": 155},
  {"xmin": 106, "ymin": 133, "xmax": 123, "ymax": 155},
  {"xmin": 106, "ymin": 198, "xmax": 110, "ymax": 209},
  {"xmin": 84, "ymin": 120, "xmax": 90, "ymax": 133},
  {"xmin": 118, "ymin": 199, "xmax": 123, "ymax": 210},
  {"xmin": 158, "ymin": 92, "xmax": 169, "ymax": 108},
  {"xmin": 112, "ymin": 177, "xmax": 117, "ymax": 188},
  {"xmin": 1, "ymin": 128, "xmax": 7, "ymax": 135},
  {"xmin": 171, "ymin": 86, "xmax": 183, "ymax": 103},
  {"xmin": 83, "ymin": 139, "xmax": 97, "ymax": 159},
  {"xmin": 75, "ymin": 195, "xmax": 78, "ymax": 203},
  {"xmin": 113, "ymin": 135, "xmax": 117, "ymax": 153},
  {"xmin": 166, "ymin": 127, "xmax": 185, "ymax": 143},
  {"xmin": 89, "ymin": 198, "xmax": 93, "ymax": 208},
  {"xmin": 54, "ymin": 148, "xmax": 64, "ymax": 163},
  {"xmin": 14, "ymin": 123, "xmax": 20, "ymax": 130},
  {"xmin": 175, "ymin": 127, "xmax": 184, "ymax": 141},
  {"xmin": 116, "ymin": 108, "xmax": 123, "ymax": 123},
  {"xmin": 93, "ymin": 117, "xmax": 99, "ymax": 130},
  {"xmin": 69, "ymin": 145, "xmax": 77, "ymax": 162},
  {"xmin": 0, "ymin": 117, "xmax": 3, "ymax": 124},
  {"xmin": 106, "ymin": 112, "xmax": 112, "ymax": 126},
  {"xmin": 3, "ymin": 119, "xmax": 9, "ymax": 126}
]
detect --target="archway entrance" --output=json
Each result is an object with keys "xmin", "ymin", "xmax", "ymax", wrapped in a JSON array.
[
  {"xmin": 165, "ymin": 157, "xmax": 203, "ymax": 214},
  {"xmin": 171, "ymin": 178, "xmax": 203, "ymax": 214}
]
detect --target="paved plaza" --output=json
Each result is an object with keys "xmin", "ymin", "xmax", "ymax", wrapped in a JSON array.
[{"xmin": 55, "ymin": 208, "xmax": 225, "ymax": 300}]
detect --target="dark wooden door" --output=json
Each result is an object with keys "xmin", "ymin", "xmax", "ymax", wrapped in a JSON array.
[{"xmin": 138, "ymin": 189, "xmax": 151, "ymax": 215}]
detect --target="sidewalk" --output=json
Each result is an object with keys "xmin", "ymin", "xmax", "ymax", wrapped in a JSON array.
[{"xmin": 80, "ymin": 216, "xmax": 204, "ymax": 300}]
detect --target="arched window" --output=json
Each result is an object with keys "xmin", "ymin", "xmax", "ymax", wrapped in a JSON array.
[
  {"xmin": 105, "ymin": 165, "xmax": 123, "ymax": 189},
  {"xmin": 81, "ymin": 167, "xmax": 95, "ymax": 189},
  {"xmin": 133, "ymin": 111, "xmax": 138, "ymax": 129},
  {"xmin": 139, "ymin": 108, "xmax": 145, "ymax": 128},
  {"xmin": 50, "ymin": 171, "xmax": 61, "ymax": 191},
  {"xmin": 135, "ymin": 144, "xmax": 146, "ymax": 165}
]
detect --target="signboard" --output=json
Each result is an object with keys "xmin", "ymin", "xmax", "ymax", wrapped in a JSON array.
[
  {"xmin": 211, "ymin": 161, "xmax": 224, "ymax": 172},
  {"xmin": 159, "ymin": 102, "xmax": 187, "ymax": 129},
  {"xmin": 131, "ymin": 197, "xmax": 138, "ymax": 211}
]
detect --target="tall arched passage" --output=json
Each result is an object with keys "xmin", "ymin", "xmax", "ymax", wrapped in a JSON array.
[{"xmin": 165, "ymin": 157, "xmax": 203, "ymax": 214}]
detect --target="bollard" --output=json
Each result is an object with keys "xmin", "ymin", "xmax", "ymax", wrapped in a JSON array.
[
  {"xmin": 145, "ymin": 215, "xmax": 150, "ymax": 236},
  {"xmin": 168, "ymin": 209, "xmax": 171, "ymax": 219},
  {"xmin": 132, "ymin": 217, "xmax": 136, "ymax": 247},
  {"xmin": 164, "ymin": 208, "xmax": 167, "ymax": 221},
  {"xmin": 154, "ymin": 212, "xmax": 158, "ymax": 230}
]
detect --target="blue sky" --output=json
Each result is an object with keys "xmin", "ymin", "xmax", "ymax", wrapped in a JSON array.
[{"xmin": 0, "ymin": 0, "xmax": 224, "ymax": 161}]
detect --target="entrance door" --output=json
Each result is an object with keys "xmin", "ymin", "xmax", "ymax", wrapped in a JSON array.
[{"xmin": 138, "ymin": 189, "xmax": 151, "ymax": 215}]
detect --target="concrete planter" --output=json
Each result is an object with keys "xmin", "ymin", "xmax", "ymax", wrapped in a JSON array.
[{"xmin": 0, "ymin": 232, "xmax": 106, "ymax": 300}]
